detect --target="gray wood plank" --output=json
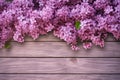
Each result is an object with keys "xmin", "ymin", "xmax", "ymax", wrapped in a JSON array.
[
  {"xmin": 0, "ymin": 58, "xmax": 119, "ymax": 73},
  {"xmin": 12, "ymin": 33, "xmax": 61, "ymax": 42},
  {"xmin": 24, "ymin": 35, "xmax": 119, "ymax": 42},
  {"xmin": 0, "ymin": 74, "xmax": 120, "ymax": 80},
  {"xmin": 0, "ymin": 42, "xmax": 120, "ymax": 57},
  {"xmin": 12, "ymin": 33, "xmax": 118, "ymax": 42}
]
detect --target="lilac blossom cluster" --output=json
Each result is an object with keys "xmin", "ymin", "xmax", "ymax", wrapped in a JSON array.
[{"xmin": 0, "ymin": 0, "xmax": 120, "ymax": 50}]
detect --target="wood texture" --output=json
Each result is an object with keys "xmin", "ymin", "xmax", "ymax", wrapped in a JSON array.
[
  {"xmin": 0, "ymin": 42, "xmax": 120, "ymax": 57},
  {"xmin": 24, "ymin": 33, "xmax": 61, "ymax": 42},
  {"xmin": 0, "ymin": 33, "xmax": 120, "ymax": 80},
  {"xmin": 0, "ymin": 74, "xmax": 120, "ymax": 80},
  {"xmin": 0, "ymin": 58, "xmax": 119, "ymax": 73},
  {"xmin": 13, "ymin": 33, "xmax": 119, "ymax": 42}
]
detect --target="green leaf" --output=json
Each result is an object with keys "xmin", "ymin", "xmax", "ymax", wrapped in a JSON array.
[
  {"xmin": 5, "ymin": 41, "xmax": 11, "ymax": 49},
  {"xmin": 75, "ymin": 21, "xmax": 81, "ymax": 30}
]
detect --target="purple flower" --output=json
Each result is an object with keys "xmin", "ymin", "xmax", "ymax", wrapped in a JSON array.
[{"xmin": 0, "ymin": 0, "xmax": 120, "ymax": 50}]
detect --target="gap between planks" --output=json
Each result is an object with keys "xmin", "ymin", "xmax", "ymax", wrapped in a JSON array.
[{"xmin": 0, "ymin": 74, "xmax": 120, "ymax": 80}]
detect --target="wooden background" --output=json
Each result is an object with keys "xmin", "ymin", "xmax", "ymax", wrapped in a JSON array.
[{"xmin": 0, "ymin": 33, "xmax": 120, "ymax": 80}]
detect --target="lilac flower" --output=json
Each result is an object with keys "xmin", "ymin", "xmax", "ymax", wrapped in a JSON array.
[
  {"xmin": 56, "ymin": 6, "xmax": 70, "ymax": 21},
  {"xmin": 104, "ymin": 6, "xmax": 113, "ymax": 14},
  {"xmin": 78, "ymin": 19, "xmax": 96, "ymax": 41},
  {"xmin": 0, "ymin": 0, "xmax": 120, "ymax": 50},
  {"xmin": 93, "ymin": 0, "xmax": 110, "ymax": 10},
  {"xmin": 71, "ymin": 2, "xmax": 95, "ymax": 20},
  {"xmin": 54, "ymin": 23, "xmax": 77, "ymax": 44},
  {"xmin": 40, "ymin": 5, "xmax": 54, "ymax": 21},
  {"xmin": 83, "ymin": 42, "xmax": 92, "ymax": 49}
]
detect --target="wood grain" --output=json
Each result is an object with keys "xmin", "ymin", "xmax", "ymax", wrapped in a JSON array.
[
  {"xmin": 0, "ymin": 33, "xmax": 120, "ymax": 80},
  {"xmin": 12, "ymin": 33, "xmax": 61, "ymax": 42},
  {"xmin": 0, "ymin": 74, "xmax": 120, "ymax": 80},
  {"xmin": 13, "ymin": 33, "xmax": 119, "ymax": 42},
  {"xmin": 0, "ymin": 42, "xmax": 120, "ymax": 57},
  {"xmin": 0, "ymin": 58, "xmax": 119, "ymax": 73}
]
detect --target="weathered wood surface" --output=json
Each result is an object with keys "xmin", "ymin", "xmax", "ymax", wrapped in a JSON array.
[
  {"xmin": 0, "ymin": 34, "xmax": 120, "ymax": 80},
  {"xmin": 0, "ymin": 74, "xmax": 120, "ymax": 80},
  {"xmin": 21, "ymin": 33, "xmax": 119, "ymax": 42},
  {"xmin": 0, "ymin": 58, "xmax": 119, "ymax": 73},
  {"xmin": 0, "ymin": 42, "xmax": 120, "ymax": 57}
]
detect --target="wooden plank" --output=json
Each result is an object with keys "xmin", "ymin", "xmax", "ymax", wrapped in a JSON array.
[
  {"xmin": 11, "ymin": 33, "xmax": 119, "ymax": 42},
  {"xmin": 24, "ymin": 34, "xmax": 61, "ymax": 42},
  {"xmin": 0, "ymin": 58, "xmax": 119, "ymax": 73},
  {"xmin": 0, "ymin": 42, "xmax": 120, "ymax": 57},
  {"xmin": 12, "ymin": 33, "xmax": 62, "ymax": 42},
  {"xmin": 0, "ymin": 74, "xmax": 120, "ymax": 80},
  {"xmin": 20, "ymin": 33, "xmax": 119, "ymax": 42}
]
